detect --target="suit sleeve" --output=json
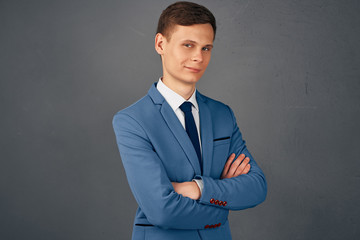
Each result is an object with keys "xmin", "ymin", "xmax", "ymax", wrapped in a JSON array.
[
  {"xmin": 113, "ymin": 112, "xmax": 228, "ymax": 229},
  {"xmin": 196, "ymin": 106, "xmax": 267, "ymax": 210}
]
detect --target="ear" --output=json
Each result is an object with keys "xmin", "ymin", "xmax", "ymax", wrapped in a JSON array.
[{"xmin": 155, "ymin": 33, "xmax": 165, "ymax": 55}]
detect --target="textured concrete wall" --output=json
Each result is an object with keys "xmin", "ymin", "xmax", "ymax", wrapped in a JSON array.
[{"xmin": 1, "ymin": 0, "xmax": 359, "ymax": 239}]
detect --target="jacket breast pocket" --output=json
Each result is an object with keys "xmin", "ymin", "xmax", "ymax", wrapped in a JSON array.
[
  {"xmin": 211, "ymin": 138, "xmax": 231, "ymax": 178},
  {"xmin": 213, "ymin": 137, "xmax": 230, "ymax": 146}
]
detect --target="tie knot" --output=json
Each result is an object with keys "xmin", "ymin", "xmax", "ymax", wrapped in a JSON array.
[{"xmin": 180, "ymin": 101, "xmax": 193, "ymax": 113}]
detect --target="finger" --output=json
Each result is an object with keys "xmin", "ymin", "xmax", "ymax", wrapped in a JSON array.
[
  {"xmin": 221, "ymin": 153, "xmax": 235, "ymax": 179},
  {"xmin": 229, "ymin": 154, "xmax": 246, "ymax": 176},
  {"xmin": 234, "ymin": 157, "xmax": 250, "ymax": 177},
  {"xmin": 242, "ymin": 163, "xmax": 251, "ymax": 175},
  {"xmin": 227, "ymin": 154, "xmax": 245, "ymax": 177}
]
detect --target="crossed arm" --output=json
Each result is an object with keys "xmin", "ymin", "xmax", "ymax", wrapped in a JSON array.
[
  {"xmin": 113, "ymin": 112, "xmax": 229, "ymax": 229},
  {"xmin": 113, "ymin": 107, "xmax": 266, "ymax": 229},
  {"xmin": 172, "ymin": 153, "xmax": 251, "ymax": 200},
  {"xmin": 171, "ymin": 105, "xmax": 266, "ymax": 210}
]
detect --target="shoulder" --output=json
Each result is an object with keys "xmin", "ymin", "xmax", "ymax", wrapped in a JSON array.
[
  {"xmin": 115, "ymin": 94, "xmax": 151, "ymax": 115},
  {"xmin": 112, "ymin": 94, "xmax": 156, "ymax": 128},
  {"xmin": 197, "ymin": 91, "xmax": 233, "ymax": 116}
]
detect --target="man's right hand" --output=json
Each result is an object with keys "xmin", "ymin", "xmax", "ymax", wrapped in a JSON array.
[{"xmin": 221, "ymin": 153, "xmax": 251, "ymax": 179}]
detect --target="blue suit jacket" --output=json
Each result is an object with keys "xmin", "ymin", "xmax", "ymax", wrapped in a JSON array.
[{"xmin": 113, "ymin": 83, "xmax": 267, "ymax": 240}]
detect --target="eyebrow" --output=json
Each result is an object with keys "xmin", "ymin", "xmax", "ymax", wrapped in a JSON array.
[{"xmin": 183, "ymin": 40, "xmax": 213, "ymax": 48}]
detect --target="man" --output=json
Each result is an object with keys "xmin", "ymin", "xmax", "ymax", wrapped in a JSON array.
[{"xmin": 113, "ymin": 2, "xmax": 267, "ymax": 239}]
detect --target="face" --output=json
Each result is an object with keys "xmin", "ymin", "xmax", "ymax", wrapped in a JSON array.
[{"xmin": 155, "ymin": 24, "xmax": 214, "ymax": 88}]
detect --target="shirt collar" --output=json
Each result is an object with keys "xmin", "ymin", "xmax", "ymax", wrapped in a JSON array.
[{"xmin": 157, "ymin": 78, "xmax": 199, "ymax": 112}]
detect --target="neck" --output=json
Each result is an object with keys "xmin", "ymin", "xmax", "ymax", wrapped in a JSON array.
[{"xmin": 162, "ymin": 77, "xmax": 196, "ymax": 100}]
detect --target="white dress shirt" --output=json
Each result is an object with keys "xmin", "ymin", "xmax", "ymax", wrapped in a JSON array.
[{"xmin": 157, "ymin": 78, "xmax": 204, "ymax": 193}]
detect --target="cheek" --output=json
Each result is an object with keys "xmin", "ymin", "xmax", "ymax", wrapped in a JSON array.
[
  {"xmin": 173, "ymin": 49, "xmax": 190, "ymax": 62},
  {"xmin": 204, "ymin": 56, "xmax": 212, "ymax": 68},
  {"xmin": 204, "ymin": 54, "xmax": 212, "ymax": 63},
  {"xmin": 166, "ymin": 53, "xmax": 182, "ymax": 69}
]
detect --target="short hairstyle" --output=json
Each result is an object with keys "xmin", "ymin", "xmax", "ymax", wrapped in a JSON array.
[{"xmin": 156, "ymin": 1, "xmax": 216, "ymax": 40}]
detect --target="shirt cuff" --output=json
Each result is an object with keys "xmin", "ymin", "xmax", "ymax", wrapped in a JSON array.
[{"xmin": 192, "ymin": 179, "xmax": 204, "ymax": 195}]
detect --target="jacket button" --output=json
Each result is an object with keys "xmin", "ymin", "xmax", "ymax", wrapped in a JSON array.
[
  {"xmin": 218, "ymin": 222, "xmax": 221, "ymax": 227},
  {"xmin": 214, "ymin": 200, "xmax": 219, "ymax": 205},
  {"xmin": 205, "ymin": 225, "xmax": 209, "ymax": 229},
  {"xmin": 210, "ymin": 198, "xmax": 215, "ymax": 204},
  {"xmin": 219, "ymin": 201, "xmax": 223, "ymax": 206},
  {"xmin": 223, "ymin": 201, "xmax": 227, "ymax": 206}
]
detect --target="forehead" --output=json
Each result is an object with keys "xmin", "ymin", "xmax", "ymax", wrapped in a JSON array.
[{"xmin": 168, "ymin": 24, "xmax": 214, "ymax": 44}]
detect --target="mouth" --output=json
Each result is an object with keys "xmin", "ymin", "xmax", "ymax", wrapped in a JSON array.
[{"xmin": 184, "ymin": 66, "xmax": 201, "ymax": 73}]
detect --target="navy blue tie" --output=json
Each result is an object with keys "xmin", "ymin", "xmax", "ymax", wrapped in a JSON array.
[{"xmin": 180, "ymin": 102, "xmax": 202, "ymax": 166}]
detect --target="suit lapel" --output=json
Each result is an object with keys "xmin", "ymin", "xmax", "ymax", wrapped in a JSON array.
[
  {"xmin": 160, "ymin": 104, "xmax": 202, "ymax": 175},
  {"xmin": 197, "ymin": 92, "xmax": 214, "ymax": 177},
  {"xmin": 148, "ymin": 83, "xmax": 202, "ymax": 175}
]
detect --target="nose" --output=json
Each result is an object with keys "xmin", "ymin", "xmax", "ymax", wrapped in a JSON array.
[{"xmin": 191, "ymin": 50, "xmax": 203, "ymax": 63}]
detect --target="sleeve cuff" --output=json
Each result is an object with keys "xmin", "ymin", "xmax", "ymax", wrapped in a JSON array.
[{"xmin": 192, "ymin": 179, "xmax": 204, "ymax": 195}]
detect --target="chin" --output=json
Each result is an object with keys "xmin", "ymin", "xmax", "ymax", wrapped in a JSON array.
[
  {"xmin": 183, "ymin": 74, "xmax": 203, "ymax": 84},
  {"xmin": 182, "ymin": 78, "xmax": 200, "ymax": 85}
]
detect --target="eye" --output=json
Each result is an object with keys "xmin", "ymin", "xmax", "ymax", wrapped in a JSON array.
[
  {"xmin": 202, "ymin": 47, "xmax": 210, "ymax": 51},
  {"xmin": 184, "ymin": 43, "xmax": 192, "ymax": 48}
]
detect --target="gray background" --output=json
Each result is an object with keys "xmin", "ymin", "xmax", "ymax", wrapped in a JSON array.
[{"xmin": 1, "ymin": 0, "xmax": 359, "ymax": 239}]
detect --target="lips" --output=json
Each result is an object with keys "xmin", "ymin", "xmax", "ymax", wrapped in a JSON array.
[{"xmin": 185, "ymin": 66, "xmax": 201, "ymax": 73}]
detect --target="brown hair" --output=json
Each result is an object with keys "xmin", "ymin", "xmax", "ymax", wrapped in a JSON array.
[{"xmin": 156, "ymin": 1, "xmax": 216, "ymax": 40}]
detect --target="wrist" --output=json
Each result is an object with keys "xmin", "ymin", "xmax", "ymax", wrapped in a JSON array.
[
  {"xmin": 190, "ymin": 181, "xmax": 201, "ymax": 200},
  {"xmin": 192, "ymin": 179, "xmax": 204, "ymax": 194}
]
